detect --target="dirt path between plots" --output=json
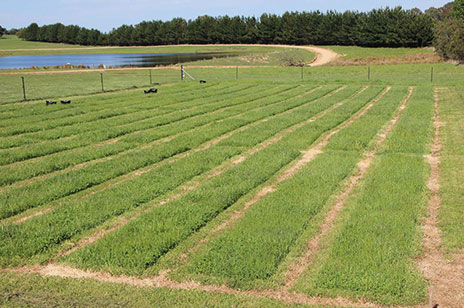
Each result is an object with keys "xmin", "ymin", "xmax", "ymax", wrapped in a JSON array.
[
  {"xmin": 416, "ymin": 87, "xmax": 464, "ymax": 308},
  {"xmin": 52, "ymin": 86, "xmax": 342, "ymax": 258},
  {"xmin": 282, "ymin": 86, "xmax": 414, "ymax": 290},
  {"xmin": 3, "ymin": 264, "xmax": 378, "ymax": 308},
  {"xmin": 0, "ymin": 44, "xmax": 339, "ymax": 76}
]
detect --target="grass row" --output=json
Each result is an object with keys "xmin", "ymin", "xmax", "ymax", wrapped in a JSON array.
[
  {"xmin": 0, "ymin": 85, "xmax": 355, "ymax": 264},
  {"xmin": 60, "ymin": 86, "xmax": 384, "ymax": 276},
  {"xmin": 437, "ymin": 87, "xmax": 464, "ymax": 253},
  {"xmin": 0, "ymin": 84, "xmax": 330, "ymax": 219},
  {"xmin": 179, "ymin": 87, "xmax": 408, "ymax": 289},
  {"xmin": 294, "ymin": 87, "xmax": 434, "ymax": 305}
]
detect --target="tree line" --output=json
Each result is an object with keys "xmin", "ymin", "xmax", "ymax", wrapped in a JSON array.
[
  {"xmin": 432, "ymin": 0, "xmax": 464, "ymax": 61},
  {"xmin": 16, "ymin": 7, "xmax": 434, "ymax": 48}
]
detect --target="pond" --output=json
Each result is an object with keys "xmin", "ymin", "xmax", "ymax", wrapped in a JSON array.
[{"xmin": 0, "ymin": 52, "xmax": 237, "ymax": 69}]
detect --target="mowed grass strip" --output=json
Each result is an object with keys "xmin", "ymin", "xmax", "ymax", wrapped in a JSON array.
[
  {"xmin": 180, "ymin": 87, "xmax": 407, "ymax": 289},
  {"xmin": 0, "ymin": 85, "xmax": 350, "ymax": 264},
  {"xmin": 294, "ymin": 87, "xmax": 434, "ymax": 305},
  {"xmin": 61, "ymin": 86, "xmax": 382, "ymax": 276},
  {"xmin": 0, "ymin": 83, "xmax": 292, "ymax": 186},
  {"xmin": 0, "ymin": 83, "xmax": 325, "ymax": 219},
  {"xmin": 437, "ymin": 87, "xmax": 464, "ymax": 253}
]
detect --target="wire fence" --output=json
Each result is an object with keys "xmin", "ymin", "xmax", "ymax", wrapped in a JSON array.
[{"xmin": 1, "ymin": 64, "xmax": 463, "ymax": 104}]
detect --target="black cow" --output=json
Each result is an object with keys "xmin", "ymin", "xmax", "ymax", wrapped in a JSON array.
[
  {"xmin": 61, "ymin": 100, "xmax": 71, "ymax": 104},
  {"xmin": 46, "ymin": 100, "xmax": 57, "ymax": 106},
  {"xmin": 200, "ymin": 80, "xmax": 207, "ymax": 84}
]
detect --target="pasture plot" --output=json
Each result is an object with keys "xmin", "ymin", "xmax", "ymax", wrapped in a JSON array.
[
  {"xmin": 1, "ymin": 81, "xmax": 460, "ymax": 307},
  {"xmin": 293, "ymin": 87, "xmax": 435, "ymax": 305},
  {"xmin": 0, "ymin": 83, "xmax": 327, "ymax": 220},
  {"xmin": 0, "ymin": 83, "xmax": 286, "ymax": 186},
  {"xmin": 175, "ymin": 87, "xmax": 408, "ymax": 288},
  {"xmin": 0, "ymin": 83, "xmax": 350, "ymax": 264},
  {"xmin": 59, "ymin": 86, "xmax": 384, "ymax": 275},
  {"xmin": 0, "ymin": 83, "xmax": 325, "ymax": 226}
]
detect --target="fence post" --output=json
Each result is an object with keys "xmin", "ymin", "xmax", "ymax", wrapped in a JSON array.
[
  {"xmin": 236, "ymin": 66, "xmax": 238, "ymax": 80},
  {"xmin": 100, "ymin": 73, "xmax": 104, "ymax": 92},
  {"xmin": 21, "ymin": 76, "xmax": 27, "ymax": 101},
  {"xmin": 368, "ymin": 66, "xmax": 371, "ymax": 81},
  {"xmin": 150, "ymin": 69, "xmax": 152, "ymax": 84},
  {"xmin": 181, "ymin": 65, "xmax": 184, "ymax": 81},
  {"xmin": 431, "ymin": 67, "xmax": 434, "ymax": 83}
]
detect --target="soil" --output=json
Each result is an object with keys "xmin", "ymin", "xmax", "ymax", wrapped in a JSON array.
[{"xmin": 416, "ymin": 88, "xmax": 464, "ymax": 308}]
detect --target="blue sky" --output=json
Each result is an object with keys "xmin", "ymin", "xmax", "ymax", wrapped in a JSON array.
[{"xmin": 2, "ymin": 0, "xmax": 450, "ymax": 32}]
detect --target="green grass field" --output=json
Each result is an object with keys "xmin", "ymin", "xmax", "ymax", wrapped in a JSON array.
[
  {"xmin": 0, "ymin": 41, "xmax": 463, "ymax": 307},
  {"xmin": 326, "ymin": 45, "xmax": 435, "ymax": 59},
  {"xmin": 1, "ymin": 63, "xmax": 464, "ymax": 104}
]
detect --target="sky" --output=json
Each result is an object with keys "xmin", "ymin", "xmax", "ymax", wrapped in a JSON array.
[{"xmin": 1, "ymin": 0, "xmax": 451, "ymax": 32}]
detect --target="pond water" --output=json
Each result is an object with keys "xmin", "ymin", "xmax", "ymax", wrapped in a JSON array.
[{"xmin": 0, "ymin": 52, "xmax": 236, "ymax": 69}]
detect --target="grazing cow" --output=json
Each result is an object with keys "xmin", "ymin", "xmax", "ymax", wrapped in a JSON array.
[
  {"xmin": 200, "ymin": 80, "xmax": 207, "ymax": 84},
  {"xmin": 144, "ymin": 88, "xmax": 158, "ymax": 94},
  {"xmin": 45, "ymin": 100, "xmax": 57, "ymax": 106},
  {"xmin": 61, "ymin": 100, "xmax": 71, "ymax": 104}
]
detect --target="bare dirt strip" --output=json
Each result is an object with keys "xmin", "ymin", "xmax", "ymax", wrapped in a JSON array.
[
  {"xmin": 53, "ymin": 86, "xmax": 350, "ymax": 259},
  {"xmin": 3, "ymin": 264, "xmax": 379, "ymax": 308},
  {"xmin": 416, "ymin": 87, "xmax": 464, "ymax": 308},
  {"xmin": 282, "ymin": 87, "xmax": 414, "ymax": 290},
  {"xmin": 175, "ymin": 86, "xmax": 390, "ymax": 266},
  {"xmin": 7, "ymin": 86, "xmax": 333, "ymax": 225}
]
